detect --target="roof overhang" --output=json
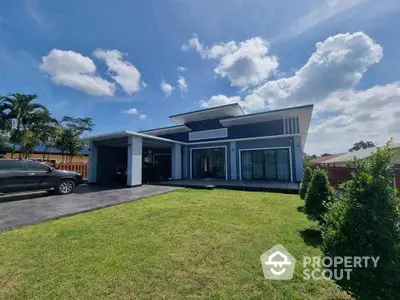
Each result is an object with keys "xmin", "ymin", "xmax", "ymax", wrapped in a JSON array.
[
  {"xmin": 220, "ymin": 105, "xmax": 314, "ymax": 148},
  {"xmin": 84, "ymin": 130, "xmax": 185, "ymax": 145},
  {"xmin": 139, "ymin": 125, "xmax": 191, "ymax": 136},
  {"xmin": 169, "ymin": 103, "xmax": 244, "ymax": 125}
]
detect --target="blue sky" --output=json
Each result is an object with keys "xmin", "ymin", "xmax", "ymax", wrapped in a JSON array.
[{"xmin": 1, "ymin": 0, "xmax": 400, "ymax": 154}]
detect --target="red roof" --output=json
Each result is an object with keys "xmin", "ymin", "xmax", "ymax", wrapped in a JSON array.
[{"xmin": 311, "ymin": 153, "xmax": 345, "ymax": 164}]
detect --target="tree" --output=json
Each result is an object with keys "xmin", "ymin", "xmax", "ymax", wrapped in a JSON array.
[
  {"xmin": 322, "ymin": 142, "xmax": 400, "ymax": 299},
  {"xmin": 321, "ymin": 153, "xmax": 331, "ymax": 157},
  {"xmin": 300, "ymin": 167, "xmax": 313, "ymax": 200},
  {"xmin": 20, "ymin": 129, "xmax": 40, "ymax": 159},
  {"xmin": 349, "ymin": 140, "xmax": 375, "ymax": 152},
  {"xmin": 0, "ymin": 93, "xmax": 51, "ymax": 158},
  {"xmin": 0, "ymin": 93, "xmax": 48, "ymax": 133},
  {"xmin": 61, "ymin": 116, "xmax": 94, "ymax": 135},
  {"xmin": 303, "ymin": 153, "xmax": 317, "ymax": 168},
  {"xmin": 0, "ymin": 133, "xmax": 12, "ymax": 157},
  {"xmin": 54, "ymin": 116, "xmax": 94, "ymax": 163},
  {"xmin": 304, "ymin": 168, "xmax": 335, "ymax": 223}
]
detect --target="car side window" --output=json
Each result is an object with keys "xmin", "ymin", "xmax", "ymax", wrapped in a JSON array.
[
  {"xmin": 0, "ymin": 160, "xmax": 24, "ymax": 171},
  {"xmin": 26, "ymin": 162, "xmax": 50, "ymax": 171}
]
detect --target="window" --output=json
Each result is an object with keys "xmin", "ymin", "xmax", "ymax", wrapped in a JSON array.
[
  {"xmin": 26, "ymin": 161, "xmax": 50, "ymax": 171},
  {"xmin": 240, "ymin": 148, "xmax": 291, "ymax": 181},
  {"xmin": 0, "ymin": 160, "xmax": 24, "ymax": 171}
]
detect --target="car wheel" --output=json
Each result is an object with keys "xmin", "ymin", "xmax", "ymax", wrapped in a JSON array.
[{"xmin": 57, "ymin": 179, "xmax": 75, "ymax": 194}]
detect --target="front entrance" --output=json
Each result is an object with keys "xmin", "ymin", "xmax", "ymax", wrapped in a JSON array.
[{"xmin": 191, "ymin": 147, "xmax": 226, "ymax": 179}]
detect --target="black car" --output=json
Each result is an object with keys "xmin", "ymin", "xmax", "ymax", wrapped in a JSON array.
[{"xmin": 0, "ymin": 159, "xmax": 84, "ymax": 195}]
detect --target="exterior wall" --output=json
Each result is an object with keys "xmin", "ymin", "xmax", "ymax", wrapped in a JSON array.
[
  {"xmin": 178, "ymin": 137, "xmax": 302, "ymax": 182},
  {"xmin": 293, "ymin": 136, "xmax": 303, "ymax": 182},
  {"xmin": 159, "ymin": 119, "xmax": 284, "ymax": 143},
  {"xmin": 4, "ymin": 152, "xmax": 88, "ymax": 163},
  {"xmin": 235, "ymin": 137, "xmax": 296, "ymax": 182}
]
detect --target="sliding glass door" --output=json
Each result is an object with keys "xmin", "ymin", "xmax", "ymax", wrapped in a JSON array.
[
  {"xmin": 192, "ymin": 147, "xmax": 226, "ymax": 179},
  {"xmin": 240, "ymin": 148, "xmax": 291, "ymax": 181}
]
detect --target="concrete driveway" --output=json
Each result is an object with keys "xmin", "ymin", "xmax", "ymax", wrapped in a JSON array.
[{"xmin": 0, "ymin": 185, "xmax": 182, "ymax": 231}]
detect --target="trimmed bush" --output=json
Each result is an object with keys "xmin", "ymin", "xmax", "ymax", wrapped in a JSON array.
[
  {"xmin": 322, "ymin": 144, "xmax": 400, "ymax": 299},
  {"xmin": 300, "ymin": 167, "xmax": 313, "ymax": 200},
  {"xmin": 304, "ymin": 168, "xmax": 335, "ymax": 223}
]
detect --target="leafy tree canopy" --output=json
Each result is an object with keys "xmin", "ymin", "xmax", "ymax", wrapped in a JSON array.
[{"xmin": 348, "ymin": 140, "xmax": 375, "ymax": 152}]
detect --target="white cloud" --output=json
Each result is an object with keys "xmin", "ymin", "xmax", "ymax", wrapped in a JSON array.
[
  {"xmin": 160, "ymin": 80, "xmax": 174, "ymax": 96},
  {"xmin": 183, "ymin": 35, "xmax": 278, "ymax": 89},
  {"xmin": 198, "ymin": 32, "xmax": 398, "ymax": 154},
  {"xmin": 25, "ymin": 0, "xmax": 49, "ymax": 30},
  {"xmin": 242, "ymin": 32, "xmax": 383, "ymax": 110},
  {"xmin": 93, "ymin": 49, "xmax": 143, "ymax": 95},
  {"xmin": 121, "ymin": 108, "xmax": 138, "ymax": 115},
  {"xmin": 200, "ymin": 95, "xmax": 241, "ymax": 108},
  {"xmin": 121, "ymin": 108, "xmax": 148, "ymax": 120},
  {"xmin": 182, "ymin": 35, "xmax": 204, "ymax": 52},
  {"xmin": 177, "ymin": 66, "xmax": 188, "ymax": 72},
  {"xmin": 307, "ymin": 82, "xmax": 400, "ymax": 153},
  {"xmin": 40, "ymin": 49, "xmax": 116, "ymax": 96},
  {"xmin": 278, "ymin": 0, "xmax": 368, "ymax": 41},
  {"xmin": 177, "ymin": 76, "xmax": 188, "ymax": 93}
]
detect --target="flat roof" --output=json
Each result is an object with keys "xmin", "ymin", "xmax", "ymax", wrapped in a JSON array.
[
  {"xmin": 84, "ymin": 131, "xmax": 186, "ymax": 145},
  {"xmin": 169, "ymin": 103, "xmax": 245, "ymax": 125},
  {"xmin": 139, "ymin": 125, "xmax": 191, "ymax": 136}
]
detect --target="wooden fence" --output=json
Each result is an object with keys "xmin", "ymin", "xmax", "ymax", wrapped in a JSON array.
[
  {"xmin": 51, "ymin": 162, "xmax": 88, "ymax": 179},
  {"xmin": 320, "ymin": 166, "xmax": 400, "ymax": 193}
]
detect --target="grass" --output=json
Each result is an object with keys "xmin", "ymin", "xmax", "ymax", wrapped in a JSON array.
[{"xmin": 0, "ymin": 189, "xmax": 350, "ymax": 300}]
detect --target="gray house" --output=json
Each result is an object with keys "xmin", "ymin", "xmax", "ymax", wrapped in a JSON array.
[{"xmin": 86, "ymin": 103, "xmax": 313, "ymax": 189}]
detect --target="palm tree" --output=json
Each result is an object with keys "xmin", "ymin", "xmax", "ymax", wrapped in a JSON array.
[
  {"xmin": 0, "ymin": 93, "xmax": 51, "ymax": 158},
  {"xmin": 0, "ymin": 93, "xmax": 48, "ymax": 131}
]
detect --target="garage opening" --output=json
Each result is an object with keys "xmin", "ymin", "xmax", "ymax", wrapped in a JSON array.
[
  {"xmin": 142, "ymin": 148, "xmax": 171, "ymax": 183},
  {"xmin": 93, "ymin": 136, "xmax": 175, "ymax": 188},
  {"xmin": 96, "ymin": 146, "xmax": 128, "ymax": 188}
]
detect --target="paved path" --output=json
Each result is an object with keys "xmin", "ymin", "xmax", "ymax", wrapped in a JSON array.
[{"xmin": 0, "ymin": 185, "xmax": 181, "ymax": 231}]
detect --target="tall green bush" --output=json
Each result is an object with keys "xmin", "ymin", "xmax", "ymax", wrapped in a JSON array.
[
  {"xmin": 300, "ymin": 167, "xmax": 313, "ymax": 200},
  {"xmin": 322, "ymin": 144, "xmax": 400, "ymax": 299},
  {"xmin": 304, "ymin": 168, "xmax": 335, "ymax": 223}
]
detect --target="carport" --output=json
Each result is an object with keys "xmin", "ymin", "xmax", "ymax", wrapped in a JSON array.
[{"xmin": 86, "ymin": 131, "xmax": 184, "ymax": 187}]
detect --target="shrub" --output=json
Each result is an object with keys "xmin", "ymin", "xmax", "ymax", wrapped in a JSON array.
[
  {"xmin": 304, "ymin": 168, "xmax": 335, "ymax": 223},
  {"xmin": 322, "ymin": 143, "xmax": 400, "ymax": 299},
  {"xmin": 300, "ymin": 167, "xmax": 313, "ymax": 200}
]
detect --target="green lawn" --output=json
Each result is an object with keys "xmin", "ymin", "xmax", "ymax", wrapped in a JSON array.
[{"xmin": 0, "ymin": 189, "xmax": 350, "ymax": 299}]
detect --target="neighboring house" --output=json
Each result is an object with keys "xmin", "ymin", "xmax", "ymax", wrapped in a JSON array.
[
  {"xmin": 311, "ymin": 153, "xmax": 346, "ymax": 167},
  {"xmin": 316, "ymin": 143, "xmax": 400, "ymax": 191},
  {"xmin": 4, "ymin": 144, "xmax": 89, "ymax": 163},
  {"xmin": 85, "ymin": 103, "xmax": 313, "ymax": 187},
  {"xmin": 319, "ymin": 143, "xmax": 400, "ymax": 167}
]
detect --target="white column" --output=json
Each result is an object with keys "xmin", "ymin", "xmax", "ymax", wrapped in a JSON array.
[
  {"xmin": 171, "ymin": 143, "xmax": 182, "ymax": 179},
  {"xmin": 88, "ymin": 141, "xmax": 98, "ymax": 184},
  {"xmin": 230, "ymin": 141, "xmax": 237, "ymax": 180},
  {"xmin": 127, "ymin": 136, "xmax": 143, "ymax": 187},
  {"xmin": 182, "ymin": 146, "xmax": 189, "ymax": 178}
]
